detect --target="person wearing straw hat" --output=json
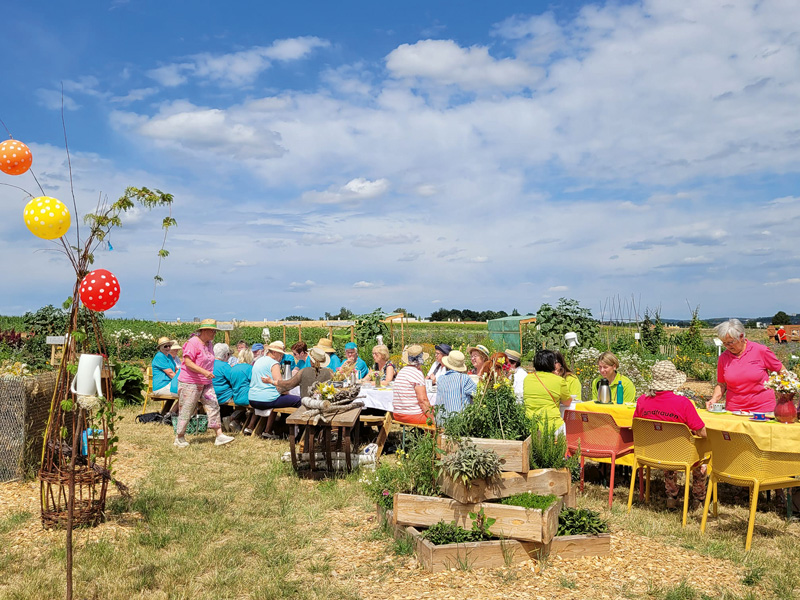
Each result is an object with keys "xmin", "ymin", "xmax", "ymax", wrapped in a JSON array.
[
  {"xmin": 249, "ymin": 340, "xmax": 302, "ymax": 411},
  {"xmin": 392, "ymin": 344, "xmax": 433, "ymax": 425},
  {"xmin": 261, "ymin": 346, "xmax": 333, "ymax": 399},
  {"xmin": 504, "ymin": 349, "xmax": 527, "ymax": 396},
  {"xmin": 466, "ymin": 344, "xmax": 490, "ymax": 375},
  {"xmin": 315, "ymin": 337, "xmax": 343, "ymax": 372},
  {"xmin": 633, "ymin": 360, "xmax": 707, "ymax": 509},
  {"xmin": 175, "ymin": 319, "xmax": 234, "ymax": 448},
  {"xmin": 435, "ymin": 350, "xmax": 477, "ymax": 424},
  {"xmin": 152, "ymin": 336, "xmax": 180, "ymax": 399}
]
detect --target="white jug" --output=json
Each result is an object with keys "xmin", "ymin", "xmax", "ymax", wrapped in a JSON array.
[{"xmin": 70, "ymin": 354, "xmax": 105, "ymax": 397}]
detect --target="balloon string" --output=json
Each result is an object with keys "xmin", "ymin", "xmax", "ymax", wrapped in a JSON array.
[{"xmin": 0, "ymin": 117, "xmax": 11, "ymax": 139}]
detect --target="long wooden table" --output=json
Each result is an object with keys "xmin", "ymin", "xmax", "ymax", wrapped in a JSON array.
[
  {"xmin": 286, "ymin": 405, "xmax": 362, "ymax": 476},
  {"xmin": 574, "ymin": 401, "xmax": 800, "ymax": 454}
]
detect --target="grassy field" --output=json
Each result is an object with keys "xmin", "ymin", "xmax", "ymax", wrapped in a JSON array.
[{"xmin": 1, "ymin": 407, "xmax": 799, "ymax": 599}]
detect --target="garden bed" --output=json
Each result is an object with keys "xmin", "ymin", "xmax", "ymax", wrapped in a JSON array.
[
  {"xmin": 547, "ymin": 533, "xmax": 611, "ymax": 558},
  {"xmin": 438, "ymin": 467, "xmax": 571, "ymax": 504},
  {"xmin": 440, "ymin": 434, "xmax": 531, "ymax": 473},
  {"xmin": 393, "ymin": 493, "xmax": 561, "ymax": 543}
]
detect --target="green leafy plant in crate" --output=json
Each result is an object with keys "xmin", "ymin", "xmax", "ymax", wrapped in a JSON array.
[
  {"xmin": 438, "ymin": 440, "xmax": 502, "ymax": 487},
  {"xmin": 557, "ymin": 507, "xmax": 608, "ymax": 536},
  {"xmin": 529, "ymin": 415, "xmax": 581, "ymax": 482}
]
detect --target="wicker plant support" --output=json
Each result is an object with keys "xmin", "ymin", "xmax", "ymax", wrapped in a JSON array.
[{"xmin": 39, "ymin": 288, "xmax": 117, "ymax": 530}]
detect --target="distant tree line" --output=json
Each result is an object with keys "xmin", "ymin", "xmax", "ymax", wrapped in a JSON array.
[{"xmin": 429, "ymin": 308, "xmax": 526, "ymax": 322}]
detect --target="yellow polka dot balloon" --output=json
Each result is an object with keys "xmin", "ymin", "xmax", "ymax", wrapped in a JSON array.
[{"xmin": 23, "ymin": 196, "xmax": 71, "ymax": 239}]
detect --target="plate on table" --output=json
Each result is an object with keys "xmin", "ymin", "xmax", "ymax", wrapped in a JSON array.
[
  {"xmin": 749, "ymin": 416, "xmax": 773, "ymax": 422},
  {"xmin": 707, "ymin": 408, "xmax": 726, "ymax": 414},
  {"xmin": 730, "ymin": 410, "xmax": 752, "ymax": 417}
]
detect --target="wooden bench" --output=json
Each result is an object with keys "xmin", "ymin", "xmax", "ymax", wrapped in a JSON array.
[
  {"xmin": 359, "ymin": 412, "xmax": 393, "ymax": 460},
  {"xmin": 250, "ymin": 407, "xmax": 297, "ymax": 437},
  {"xmin": 391, "ymin": 416, "xmax": 438, "ymax": 449},
  {"xmin": 142, "ymin": 366, "xmax": 177, "ymax": 415}
]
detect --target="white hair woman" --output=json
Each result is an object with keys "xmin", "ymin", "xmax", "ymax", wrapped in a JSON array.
[
  {"xmin": 175, "ymin": 320, "xmax": 234, "ymax": 448},
  {"xmin": 708, "ymin": 318, "xmax": 785, "ymax": 413},
  {"xmin": 392, "ymin": 344, "xmax": 432, "ymax": 425},
  {"xmin": 212, "ymin": 343, "xmax": 235, "ymax": 409}
]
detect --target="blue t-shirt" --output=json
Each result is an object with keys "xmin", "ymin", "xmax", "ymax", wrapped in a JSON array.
[
  {"xmin": 296, "ymin": 357, "xmax": 312, "ymax": 370},
  {"xmin": 328, "ymin": 354, "xmax": 343, "ymax": 372},
  {"xmin": 249, "ymin": 356, "xmax": 280, "ymax": 404},
  {"xmin": 353, "ymin": 357, "xmax": 369, "ymax": 379},
  {"xmin": 282, "ymin": 354, "xmax": 296, "ymax": 371},
  {"xmin": 152, "ymin": 352, "xmax": 178, "ymax": 392},
  {"xmin": 213, "ymin": 359, "xmax": 234, "ymax": 404},
  {"xmin": 230, "ymin": 363, "xmax": 253, "ymax": 406}
]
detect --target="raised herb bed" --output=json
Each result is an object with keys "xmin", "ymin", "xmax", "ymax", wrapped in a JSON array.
[
  {"xmin": 406, "ymin": 525, "xmax": 541, "ymax": 572},
  {"xmin": 440, "ymin": 435, "xmax": 531, "ymax": 473},
  {"xmin": 438, "ymin": 467, "xmax": 571, "ymax": 504},
  {"xmin": 547, "ymin": 533, "xmax": 611, "ymax": 558},
  {"xmin": 393, "ymin": 493, "xmax": 561, "ymax": 543}
]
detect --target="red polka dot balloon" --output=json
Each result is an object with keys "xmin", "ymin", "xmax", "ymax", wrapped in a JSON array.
[
  {"xmin": 79, "ymin": 269, "xmax": 121, "ymax": 312},
  {"xmin": 0, "ymin": 139, "xmax": 33, "ymax": 175}
]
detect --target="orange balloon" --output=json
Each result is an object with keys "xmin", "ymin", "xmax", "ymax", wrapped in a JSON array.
[{"xmin": 0, "ymin": 139, "xmax": 33, "ymax": 175}]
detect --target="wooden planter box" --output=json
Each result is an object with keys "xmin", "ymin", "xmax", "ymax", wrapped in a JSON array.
[
  {"xmin": 438, "ymin": 468, "xmax": 572, "ymax": 504},
  {"xmin": 406, "ymin": 526, "xmax": 542, "ymax": 572},
  {"xmin": 545, "ymin": 533, "xmax": 611, "ymax": 558},
  {"xmin": 441, "ymin": 435, "xmax": 531, "ymax": 473},
  {"xmin": 393, "ymin": 493, "xmax": 561, "ymax": 543}
]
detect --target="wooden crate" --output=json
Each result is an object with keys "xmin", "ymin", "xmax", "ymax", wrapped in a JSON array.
[
  {"xmin": 440, "ymin": 435, "xmax": 531, "ymax": 473},
  {"xmin": 406, "ymin": 526, "xmax": 541, "ymax": 572},
  {"xmin": 545, "ymin": 533, "xmax": 611, "ymax": 558},
  {"xmin": 393, "ymin": 493, "xmax": 561, "ymax": 543},
  {"xmin": 438, "ymin": 468, "xmax": 571, "ymax": 504}
]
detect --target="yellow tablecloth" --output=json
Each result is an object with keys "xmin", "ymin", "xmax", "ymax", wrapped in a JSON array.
[{"xmin": 574, "ymin": 401, "xmax": 800, "ymax": 455}]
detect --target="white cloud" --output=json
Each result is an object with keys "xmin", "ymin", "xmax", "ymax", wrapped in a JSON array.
[
  {"xmin": 36, "ymin": 89, "xmax": 79, "ymax": 111},
  {"xmin": 548, "ymin": 286, "xmax": 568, "ymax": 292},
  {"xmin": 386, "ymin": 39, "xmax": 541, "ymax": 89},
  {"xmin": 146, "ymin": 37, "xmax": 329, "ymax": 87},
  {"xmin": 111, "ymin": 87, "xmax": 159, "ymax": 104},
  {"xmin": 764, "ymin": 278, "xmax": 800, "ymax": 287},
  {"xmin": 469, "ymin": 256, "xmax": 489, "ymax": 263},
  {"xmin": 353, "ymin": 281, "xmax": 377, "ymax": 288},
  {"xmin": 302, "ymin": 178, "xmax": 390, "ymax": 204}
]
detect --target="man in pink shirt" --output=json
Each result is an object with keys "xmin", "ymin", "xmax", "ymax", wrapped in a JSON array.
[
  {"xmin": 634, "ymin": 360, "xmax": 706, "ymax": 509},
  {"xmin": 708, "ymin": 319, "xmax": 785, "ymax": 413}
]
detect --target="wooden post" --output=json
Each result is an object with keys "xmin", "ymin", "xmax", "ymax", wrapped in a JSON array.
[
  {"xmin": 224, "ymin": 331, "xmax": 230, "ymax": 345},
  {"xmin": 350, "ymin": 325, "xmax": 354, "ymax": 341},
  {"xmin": 283, "ymin": 325, "xmax": 287, "ymax": 345},
  {"xmin": 519, "ymin": 321, "xmax": 523, "ymax": 353},
  {"xmin": 401, "ymin": 315, "xmax": 405, "ymax": 348},
  {"xmin": 328, "ymin": 326, "xmax": 333, "ymax": 340},
  {"xmin": 298, "ymin": 323, "xmax": 302, "ymax": 342}
]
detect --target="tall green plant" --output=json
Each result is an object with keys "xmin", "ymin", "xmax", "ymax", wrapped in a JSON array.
[
  {"xmin": 524, "ymin": 298, "xmax": 599, "ymax": 353},
  {"xmin": 529, "ymin": 415, "xmax": 580, "ymax": 481},
  {"xmin": 355, "ymin": 308, "xmax": 390, "ymax": 352},
  {"xmin": 443, "ymin": 377, "xmax": 532, "ymax": 441}
]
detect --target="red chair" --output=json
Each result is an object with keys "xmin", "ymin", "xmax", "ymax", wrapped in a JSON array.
[{"xmin": 564, "ymin": 409, "xmax": 635, "ymax": 509}]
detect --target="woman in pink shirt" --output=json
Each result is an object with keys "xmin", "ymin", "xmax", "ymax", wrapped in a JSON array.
[
  {"xmin": 707, "ymin": 319, "xmax": 785, "ymax": 413},
  {"xmin": 174, "ymin": 319, "xmax": 234, "ymax": 448}
]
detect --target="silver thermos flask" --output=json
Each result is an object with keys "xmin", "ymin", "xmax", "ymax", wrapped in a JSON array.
[{"xmin": 597, "ymin": 378, "xmax": 611, "ymax": 404}]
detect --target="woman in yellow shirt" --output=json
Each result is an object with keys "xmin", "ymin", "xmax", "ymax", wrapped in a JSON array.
[{"xmin": 523, "ymin": 350, "xmax": 572, "ymax": 431}]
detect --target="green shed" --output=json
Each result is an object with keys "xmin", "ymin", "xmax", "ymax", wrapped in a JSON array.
[{"xmin": 487, "ymin": 316, "xmax": 537, "ymax": 353}]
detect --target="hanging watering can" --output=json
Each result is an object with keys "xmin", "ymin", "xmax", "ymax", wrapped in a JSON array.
[
  {"xmin": 596, "ymin": 378, "xmax": 611, "ymax": 404},
  {"xmin": 70, "ymin": 354, "xmax": 105, "ymax": 397}
]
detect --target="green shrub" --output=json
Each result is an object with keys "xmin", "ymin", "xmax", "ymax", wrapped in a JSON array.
[
  {"xmin": 112, "ymin": 362, "xmax": 145, "ymax": 406},
  {"xmin": 500, "ymin": 492, "xmax": 557, "ymax": 510},
  {"xmin": 438, "ymin": 441, "xmax": 502, "ymax": 486},
  {"xmin": 557, "ymin": 507, "xmax": 608, "ymax": 536},
  {"xmin": 420, "ymin": 520, "xmax": 482, "ymax": 545},
  {"xmin": 443, "ymin": 377, "xmax": 532, "ymax": 441},
  {"xmin": 529, "ymin": 415, "xmax": 581, "ymax": 482}
]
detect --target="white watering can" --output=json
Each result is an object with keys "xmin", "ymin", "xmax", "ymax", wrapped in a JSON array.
[{"xmin": 70, "ymin": 354, "xmax": 105, "ymax": 397}]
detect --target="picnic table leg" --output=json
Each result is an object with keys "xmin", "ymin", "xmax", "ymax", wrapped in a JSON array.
[
  {"xmin": 343, "ymin": 426, "xmax": 352, "ymax": 471},
  {"xmin": 352, "ymin": 420, "xmax": 360, "ymax": 451},
  {"xmin": 307, "ymin": 425, "xmax": 316, "ymax": 473},
  {"xmin": 289, "ymin": 426, "xmax": 299, "ymax": 470},
  {"xmin": 324, "ymin": 427, "xmax": 333, "ymax": 472}
]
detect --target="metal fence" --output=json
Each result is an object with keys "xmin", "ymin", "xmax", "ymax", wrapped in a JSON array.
[{"xmin": 0, "ymin": 372, "xmax": 58, "ymax": 482}]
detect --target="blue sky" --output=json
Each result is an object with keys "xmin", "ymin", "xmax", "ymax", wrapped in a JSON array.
[{"xmin": 2, "ymin": 0, "xmax": 799, "ymax": 322}]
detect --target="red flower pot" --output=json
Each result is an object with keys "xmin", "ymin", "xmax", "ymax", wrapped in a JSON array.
[{"xmin": 774, "ymin": 392, "xmax": 798, "ymax": 424}]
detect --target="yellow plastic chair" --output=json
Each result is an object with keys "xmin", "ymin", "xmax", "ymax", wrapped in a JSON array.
[
  {"xmin": 627, "ymin": 418, "xmax": 711, "ymax": 527},
  {"xmin": 700, "ymin": 429, "xmax": 800, "ymax": 551}
]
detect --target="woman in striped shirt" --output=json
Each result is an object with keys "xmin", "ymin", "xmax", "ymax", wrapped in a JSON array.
[{"xmin": 392, "ymin": 344, "xmax": 432, "ymax": 425}]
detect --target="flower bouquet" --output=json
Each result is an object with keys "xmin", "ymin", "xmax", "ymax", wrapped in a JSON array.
[{"xmin": 764, "ymin": 370, "xmax": 800, "ymax": 395}]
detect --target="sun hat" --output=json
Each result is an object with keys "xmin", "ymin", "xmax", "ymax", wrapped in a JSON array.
[
  {"xmin": 198, "ymin": 318, "xmax": 219, "ymax": 330},
  {"xmin": 649, "ymin": 360, "xmax": 687, "ymax": 392},
  {"xmin": 442, "ymin": 350, "xmax": 467, "ymax": 373},
  {"xmin": 169, "ymin": 342, "xmax": 182, "ymax": 351},
  {"xmin": 308, "ymin": 347, "xmax": 331, "ymax": 368},
  {"xmin": 251, "ymin": 343, "xmax": 264, "ymax": 352},
  {"xmin": 467, "ymin": 344, "xmax": 490, "ymax": 359},
  {"xmin": 504, "ymin": 349, "xmax": 522, "ymax": 363},
  {"xmin": 266, "ymin": 341, "xmax": 286, "ymax": 355},
  {"xmin": 435, "ymin": 343, "xmax": 452, "ymax": 355},
  {"xmin": 401, "ymin": 344, "xmax": 429, "ymax": 365},
  {"xmin": 315, "ymin": 338, "xmax": 336, "ymax": 354},
  {"xmin": 345, "ymin": 342, "xmax": 358, "ymax": 350},
  {"xmin": 157, "ymin": 336, "xmax": 173, "ymax": 347}
]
